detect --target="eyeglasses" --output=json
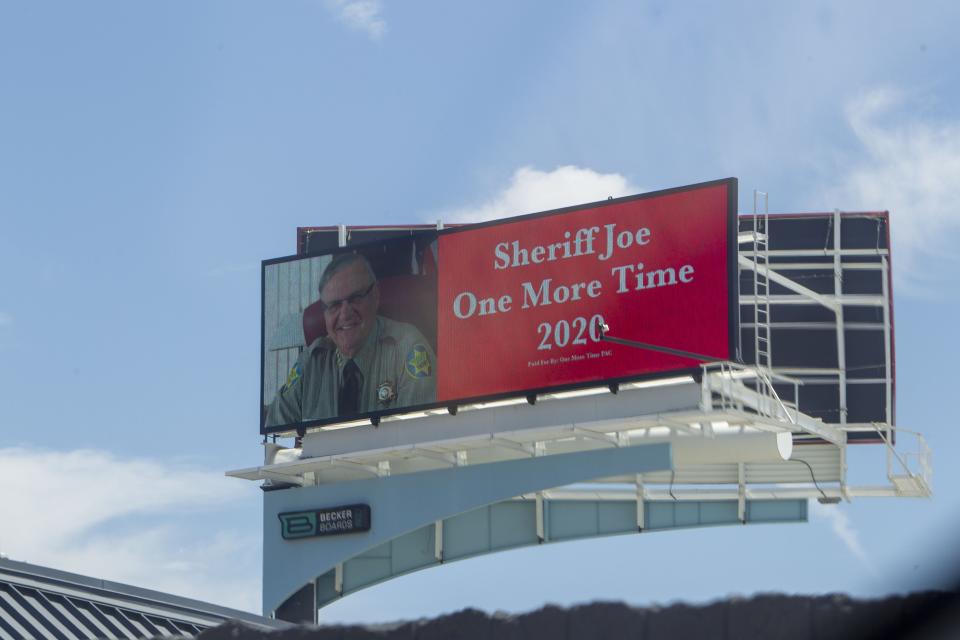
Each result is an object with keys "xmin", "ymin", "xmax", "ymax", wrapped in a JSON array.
[{"xmin": 321, "ymin": 282, "xmax": 376, "ymax": 315}]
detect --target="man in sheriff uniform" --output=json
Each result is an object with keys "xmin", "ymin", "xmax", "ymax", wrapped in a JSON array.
[{"xmin": 265, "ymin": 253, "xmax": 436, "ymax": 427}]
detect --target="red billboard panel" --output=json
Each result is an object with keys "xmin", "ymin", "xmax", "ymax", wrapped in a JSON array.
[
  {"xmin": 261, "ymin": 178, "xmax": 737, "ymax": 434},
  {"xmin": 436, "ymin": 179, "xmax": 736, "ymax": 400}
]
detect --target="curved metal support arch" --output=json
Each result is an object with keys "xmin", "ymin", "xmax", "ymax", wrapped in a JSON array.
[
  {"xmin": 263, "ymin": 443, "xmax": 673, "ymax": 615},
  {"xmin": 312, "ymin": 495, "xmax": 807, "ymax": 610}
]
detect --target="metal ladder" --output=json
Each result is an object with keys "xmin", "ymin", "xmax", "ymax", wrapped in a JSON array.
[
  {"xmin": 752, "ymin": 191, "xmax": 772, "ymax": 372},
  {"xmin": 750, "ymin": 190, "xmax": 779, "ymax": 416}
]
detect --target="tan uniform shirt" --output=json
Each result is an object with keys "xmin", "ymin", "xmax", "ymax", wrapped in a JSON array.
[{"xmin": 266, "ymin": 316, "xmax": 436, "ymax": 427}]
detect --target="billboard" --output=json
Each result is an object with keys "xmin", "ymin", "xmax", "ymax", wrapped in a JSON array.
[{"xmin": 262, "ymin": 178, "xmax": 738, "ymax": 434}]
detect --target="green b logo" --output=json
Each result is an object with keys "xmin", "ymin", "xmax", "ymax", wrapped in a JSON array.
[{"xmin": 279, "ymin": 512, "xmax": 317, "ymax": 539}]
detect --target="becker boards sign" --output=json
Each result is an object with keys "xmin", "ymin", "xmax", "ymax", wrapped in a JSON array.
[{"xmin": 261, "ymin": 178, "xmax": 738, "ymax": 434}]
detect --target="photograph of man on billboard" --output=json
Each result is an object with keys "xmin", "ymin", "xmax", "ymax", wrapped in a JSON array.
[
  {"xmin": 262, "ymin": 179, "xmax": 736, "ymax": 434},
  {"xmin": 263, "ymin": 242, "xmax": 437, "ymax": 429}
]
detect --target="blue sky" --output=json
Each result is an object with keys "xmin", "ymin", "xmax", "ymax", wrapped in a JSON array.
[{"xmin": 1, "ymin": 0, "xmax": 959, "ymax": 623}]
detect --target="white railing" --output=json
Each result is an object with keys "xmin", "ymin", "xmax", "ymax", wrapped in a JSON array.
[
  {"xmin": 870, "ymin": 424, "xmax": 933, "ymax": 495},
  {"xmin": 700, "ymin": 361, "xmax": 801, "ymax": 425}
]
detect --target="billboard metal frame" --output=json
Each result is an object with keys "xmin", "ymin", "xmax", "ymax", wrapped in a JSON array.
[
  {"xmin": 261, "ymin": 178, "xmax": 740, "ymax": 436},
  {"xmin": 234, "ymin": 198, "xmax": 936, "ymax": 622}
]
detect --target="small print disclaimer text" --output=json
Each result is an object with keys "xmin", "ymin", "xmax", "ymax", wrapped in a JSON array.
[{"xmin": 528, "ymin": 349, "xmax": 613, "ymax": 368}]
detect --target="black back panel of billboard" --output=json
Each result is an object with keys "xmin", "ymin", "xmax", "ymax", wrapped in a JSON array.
[{"xmin": 738, "ymin": 213, "xmax": 892, "ymax": 439}]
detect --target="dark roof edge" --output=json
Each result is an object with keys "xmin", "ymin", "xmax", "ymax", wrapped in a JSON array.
[{"xmin": 0, "ymin": 557, "xmax": 288, "ymax": 629}]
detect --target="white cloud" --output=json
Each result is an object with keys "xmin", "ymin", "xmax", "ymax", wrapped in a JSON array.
[
  {"xmin": 0, "ymin": 447, "xmax": 261, "ymax": 612},
  {"xmin": 446, "ymin": 165, "xmax": 641, "ymax": 223},
  {"xmin": 810, "ymin": 501, "xmax": 877, "ymax": 576},
  {"xmin": 827, "ymin": 87, "xmax": 960, "ymax": 288},
  {"xmin": 325, "ymin": 0, "xmax": 387, "ymax": 40}
]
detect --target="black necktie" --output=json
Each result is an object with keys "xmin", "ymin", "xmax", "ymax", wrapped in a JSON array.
[{"xmin": 339, "ymin": 360, "xmax": 362, "ymax": 416}]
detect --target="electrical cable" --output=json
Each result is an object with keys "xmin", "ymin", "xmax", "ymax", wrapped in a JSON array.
[{"xmin": 792, "ymin": 457, "xmax": 828, "ymax": 500}]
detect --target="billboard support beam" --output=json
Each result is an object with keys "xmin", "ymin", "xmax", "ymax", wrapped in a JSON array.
[
  {"xmin": 262, "ymin": 442, "xmax": 673, "ymax": 615},
  {"xmin": 635, "ymin": 474, "xmax": 646, "ymax": 531},
  {"xmin": 433, "ymin": 520, "xmax": 443, "ymax": 562},
  {"xmin": 597, "ymin": 321, "xmax": 723, "ymax": 363},
  {"xmin": 832, "ymin": 210, "xmax": 848, "ymax": 426},
  {"xmin": 881, "ymin": 257, "xmax": 893, "ymax": 428},
  {"xmin": 738, "ymin": 255, "xmax": 839, "ymax": 312},
  {"xmin": 737, "ymin": 463, "xmax": 746, "ymax": 523},
  {"xmin": 535, "ymin": 492, "xmax": 545, "ymax": 542},
  {"xmin": 333, "ymin": 564, "xmax": 343, "ymax": 595},
  {"xmin": 304, "ymin": 495, "xmax": 808, "ymax": 613},
  {"xmin": 490, "ymin": 437, "xmax": 535, "ymax": 456}
]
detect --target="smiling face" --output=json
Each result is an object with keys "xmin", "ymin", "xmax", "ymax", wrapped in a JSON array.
[{"xmin": 319, "ymin": 260, "xmax": 380, "ymax": 358}]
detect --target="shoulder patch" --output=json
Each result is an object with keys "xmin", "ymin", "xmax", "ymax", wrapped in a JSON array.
[
  {"xmin": 405, "ymin": 344, "xmax": 432, "ymax": 379},
  {"xmin": 282, "ymin": 363, "xmax": 302, "ymax": 392}
]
